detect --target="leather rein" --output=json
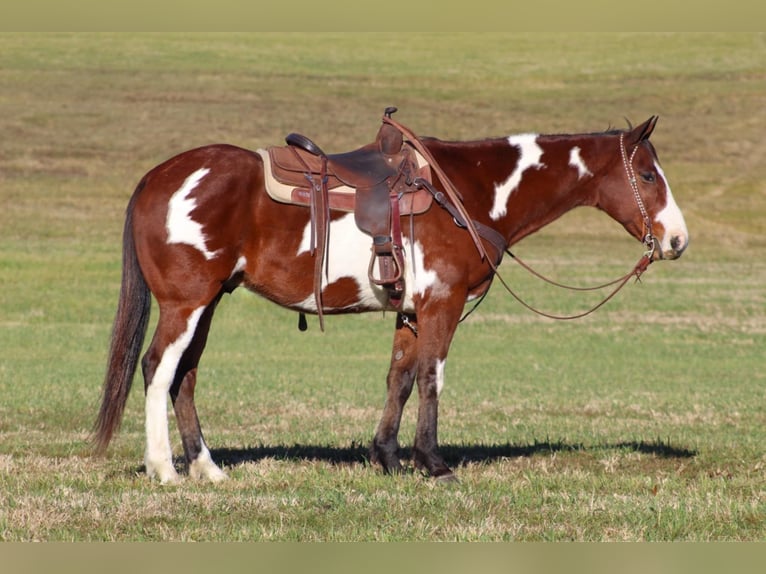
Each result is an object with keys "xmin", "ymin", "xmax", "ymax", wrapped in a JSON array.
[{"xmin": 383, "ymin": 115, "xmax": 656, "ymax": 322}]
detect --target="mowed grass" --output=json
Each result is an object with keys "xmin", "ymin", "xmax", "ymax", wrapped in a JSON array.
[{"xmin": 0, "ymin": 33, "xmax": 765, "ymax": 541}]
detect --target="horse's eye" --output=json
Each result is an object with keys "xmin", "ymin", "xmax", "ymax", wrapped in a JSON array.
[{"xmin": 640, "ymin": 171, "xmax": 656, "ymax": 184}]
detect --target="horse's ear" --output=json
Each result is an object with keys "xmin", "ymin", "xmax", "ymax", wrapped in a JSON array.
[{"xmin": 629, "ymin": 116, "xmax": 659, "ymax": 146}]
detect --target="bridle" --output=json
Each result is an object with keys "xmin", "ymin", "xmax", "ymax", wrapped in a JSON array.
[{"xmin": 620, "ymin": 132, "xmax": 657, "ymax": 256}]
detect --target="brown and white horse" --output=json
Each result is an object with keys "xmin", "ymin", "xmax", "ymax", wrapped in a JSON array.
[{"xmin": 94, "ymin": 115, "xmax": 688, "ymax": 483}]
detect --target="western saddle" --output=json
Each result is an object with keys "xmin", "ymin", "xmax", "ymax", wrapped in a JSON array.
[{"xmin": 265, "ymin": 107, "xmax": 434, "ymax": 328}]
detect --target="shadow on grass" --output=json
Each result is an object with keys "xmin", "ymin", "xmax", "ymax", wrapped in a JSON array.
[{"xmin": 211, "ymin": 438, "xmax": 696, "ymax": 469}]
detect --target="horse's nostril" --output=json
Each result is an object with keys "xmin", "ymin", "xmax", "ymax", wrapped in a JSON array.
[{"xmin": 669, "ymin": 234, "xmax": 688, "ymax": 256}]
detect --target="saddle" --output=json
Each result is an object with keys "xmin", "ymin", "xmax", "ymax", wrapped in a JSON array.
[{"xmin": 263, "ymin": 107, "xmax": 434, "ymax": 328}]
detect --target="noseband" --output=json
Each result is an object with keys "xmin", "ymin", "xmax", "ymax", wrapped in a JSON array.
[{"xmin": 620, "ymin": 132, "xmax": 657, "ymax": 257}]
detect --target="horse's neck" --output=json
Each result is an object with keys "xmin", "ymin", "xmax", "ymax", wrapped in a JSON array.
[{"xmin": 431, "ymin": 134, "xmax": 613, "ymax": 246}]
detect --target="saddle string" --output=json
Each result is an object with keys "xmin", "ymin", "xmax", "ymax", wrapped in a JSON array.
[{"xmin": 289, "ymin": 145, "xmax": 329, "ymax": 331}]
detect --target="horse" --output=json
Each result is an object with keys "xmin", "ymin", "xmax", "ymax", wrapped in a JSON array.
[{"xmin": 93, "ymin": 112, "xmax": 689, "ymax": 483}]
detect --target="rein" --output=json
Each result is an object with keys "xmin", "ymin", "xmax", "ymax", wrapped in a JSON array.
[
  {"xmin": 385, "ymin": 115, "xmax": 656, "ymax": 322},
  {"xmin": 495, "ymin": 251, "xmax": 651, "ymax": 321}
]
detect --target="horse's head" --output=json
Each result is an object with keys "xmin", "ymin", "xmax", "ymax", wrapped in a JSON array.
[{"xmin": 598, "ymin": 117, "xmax": 689, "ymax": 261}]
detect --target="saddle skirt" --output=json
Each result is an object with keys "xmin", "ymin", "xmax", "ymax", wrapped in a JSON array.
[{"xmin": 258, "ymin": 142, "xmax": 433, "ymax": 216}]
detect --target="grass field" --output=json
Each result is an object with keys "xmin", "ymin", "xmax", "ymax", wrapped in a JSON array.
[{"xmin": 0, "ymin": 33, "xmax": 764, "ymax": 541}]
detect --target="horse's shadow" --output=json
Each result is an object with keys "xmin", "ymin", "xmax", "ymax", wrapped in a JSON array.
[{"xmin": 211, "ymin": 439, "xmax": 696, "ymax": 469}]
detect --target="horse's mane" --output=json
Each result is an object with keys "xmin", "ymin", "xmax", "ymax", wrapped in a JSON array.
[{"xmin": 421, "ymin": 121, "xmax": 633, "ymax": 146}]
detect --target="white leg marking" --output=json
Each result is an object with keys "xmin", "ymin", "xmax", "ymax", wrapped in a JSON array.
[
  {"xmin": 189, "ymin": 441, "xmax": 227, "ymax": 482},
  {"xmin": 490, "ymin": 134, "xmax": 545, "ymax": 220},
  {"xmin": 166, "ymin": 168, "xmax": 220, "ymax": 260},
  {"xmin": 145, "ymin": 306, "xmax": 205, "ymax": 484},
  {"xmin": 653, "ymin": 161, "xmax": 689, "ymax": 257},
  {"xmin": 435, "ymin": 359, "xmax": 446, "ymax": 397},
  {"xmin": 568, "ymin": 146, "xmax": 593, "ymax": 179}
]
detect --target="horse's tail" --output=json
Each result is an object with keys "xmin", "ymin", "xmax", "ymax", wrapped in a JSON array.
[{"xmin": 93, "ymin": 180, "xmax": 151, "ymax": 455}]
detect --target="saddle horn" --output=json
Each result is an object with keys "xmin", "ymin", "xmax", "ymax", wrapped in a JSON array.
[{"xmin": 378, "ymin": 107, "xmax": 403, "ymax": 155}]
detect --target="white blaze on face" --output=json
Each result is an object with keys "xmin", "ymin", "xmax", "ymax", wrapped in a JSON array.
[
  {"xmin": 490, "ymin": 134, "xmax": 544, "ymax": 220},
  {"xmin": 166, "ymin": 168, "xmax": 220, "ymax": 260},
  {"xmin": 568, "ymin": 146, "xmax": 592, "ymax": 179},
  {"xmin": 295, "ymin": 213, "xmax": 446, "ymax": 312},
  {"xmin": 653, "ymin": 160, "xmax": 689, "ymax": 257}
]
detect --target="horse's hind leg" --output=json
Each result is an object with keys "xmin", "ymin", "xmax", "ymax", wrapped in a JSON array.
[
  {"xmin": 141, "ymin": 301, "xmax": 212, "ymax": 484},
  {"xmin": 169, "ymin": 295, "xmax": 227, "ymax": 482},
  {"xmin": 370, "ymin": 313, "xmax": 419, "ymax": 473}
]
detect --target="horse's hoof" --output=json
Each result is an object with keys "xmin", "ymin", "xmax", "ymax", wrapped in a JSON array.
[
  {"xmin": 145, "ymin": 460, "xmax": 181, "ymax": 485},
  {"xmin": 189, "ymin": 457, "xmax": 228, "ymax": 482},
  {"xmin": 435, "ymin": 471, "xmax": 458, "ymax": 484},
  {"xmin": 158, "ymin": 472, "xmax": 181, "ymax": 486}
]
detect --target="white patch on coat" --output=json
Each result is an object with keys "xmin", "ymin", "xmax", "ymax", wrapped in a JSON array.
[
  {"xmin": 653, "ymin": 161, "xmax": 689, "ymax": 256},
  {"xmin": 295, "ymin": 213, "xmax": 446, "ymax": 313},
  {"xmin": 568, "ymin": 146, "xmax": 592, "ymax": 179},
  {"xmin": 144, "ymin": 305, "xmax": 205, "ymax": 484},
  {"xmin": 490, "ymin": 134, "xmax": 545, "ymax": 220},
  {"xmin": 407, "ymin": 238, "xmax": 440, "ymax": 298},
  {"xmin": 166, "ymin": 168, "xmax": 220, "ymax": 260},
  {"xmin": 296, "ymin": 213, "xmax": 385, "ymax": 310},
  {"xmin": 229, "ymin": 256, "xmax": 247, "ymax": 280}
]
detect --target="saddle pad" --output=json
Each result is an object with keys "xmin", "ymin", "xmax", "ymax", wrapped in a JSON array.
[{"xmin": 258, "ymin": 145, "xmax": 433, "ymax": 215}]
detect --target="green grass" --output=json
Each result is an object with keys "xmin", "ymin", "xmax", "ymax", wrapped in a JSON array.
[{"xmin": 1, "ymin": 32, "xmax": 765, "ymax": 541}]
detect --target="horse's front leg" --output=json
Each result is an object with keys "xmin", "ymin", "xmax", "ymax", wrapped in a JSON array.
[
  {"xmin": 370, "ymin": 312, "xmax": 418, "ymax": 474},
  {"xmin": 411, "ymin": 296, "xmax": 464, "ymax": 481}
]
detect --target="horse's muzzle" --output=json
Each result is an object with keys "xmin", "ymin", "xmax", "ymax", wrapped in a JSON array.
[{"xmin": 655, "ymin": 230, "xmax": 689, "ymax": 260}]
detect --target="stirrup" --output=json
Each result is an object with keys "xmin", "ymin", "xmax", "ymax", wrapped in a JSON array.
[{"xmin": 368, "ymin": 237, "xmax": 404, "ymax": 287}]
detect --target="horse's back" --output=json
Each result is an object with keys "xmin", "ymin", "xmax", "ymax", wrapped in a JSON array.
[
  {"xmin": 134, "ymin": 143, "xmax": 265, "ymax": 221},
  {"xmin": 140, "ymin": 143, "xmax": 263, "ymax": 190}
]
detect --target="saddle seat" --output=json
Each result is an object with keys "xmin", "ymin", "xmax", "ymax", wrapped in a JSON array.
[{"xmin": 281, "ymin": 134, "xmax": 399, "ymax": 189}]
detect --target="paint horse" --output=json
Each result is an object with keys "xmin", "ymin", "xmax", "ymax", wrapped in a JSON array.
[{"xmin": 94, "ymin": 111, "xmax": 688, "ymax": 483}]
